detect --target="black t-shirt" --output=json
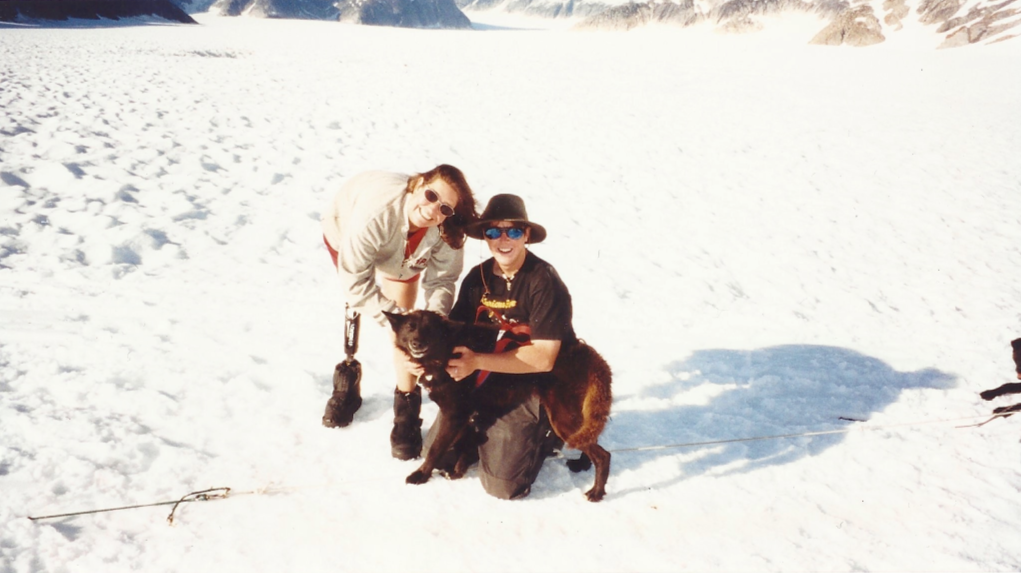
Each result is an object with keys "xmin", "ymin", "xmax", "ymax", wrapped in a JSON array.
[{"xmin": 451, "ymin": 251, "xmax": 577, "ymax": 355}]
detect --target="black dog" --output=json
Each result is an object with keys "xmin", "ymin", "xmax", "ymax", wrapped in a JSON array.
[
  {"xmin": 979, "ymin": 338, "xmax": 1021, "ymax": 418},
  {"xmin": 384, "ymin": 310, "xmax": 613, "ymax": 502}
]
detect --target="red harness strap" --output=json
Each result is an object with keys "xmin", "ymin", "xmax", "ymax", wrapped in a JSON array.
[{"xmin": 474, "ymin": 305, "xmax": 531, "ymax": 388}]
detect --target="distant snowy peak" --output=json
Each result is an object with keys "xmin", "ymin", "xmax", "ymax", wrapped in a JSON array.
[
  {"xmin": 483, "ymin": 0, "xmax": 1020, "ymax": 46},
  {"xmin": 210, "ymin": 0, "xmax": 338, "ymax": 19},
  {"xmin": 209, "ymin": 0, "xmax": 471, "ymax": 27},
  {"xmin": 335, "ymin": 0, "xmax": 472, "ymax": 28},
  {"xmin": 457, "ymin": 0, "xmax": 614, "ymax": 17},
  {"xmin": 194, "ymin": 0, "xmax": 1019, "ymax": 42}
]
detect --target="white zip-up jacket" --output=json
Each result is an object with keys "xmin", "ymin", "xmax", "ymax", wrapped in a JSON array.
[{"xmin": 322, "ymin": 171, "xmax": 464, "ymax": 325}]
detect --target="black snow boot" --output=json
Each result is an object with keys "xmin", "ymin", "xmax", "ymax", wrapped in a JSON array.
[
  {"xmin": 322, "ymin": 358, "xmax": 362, "ymax": 428},
  {"xmin": 390, "ymin": 386, "xmax": 423, "ymax": 460}
]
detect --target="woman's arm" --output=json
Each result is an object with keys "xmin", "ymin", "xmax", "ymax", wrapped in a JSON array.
[
  {"xmin": 335, "ymin": 214, "xmax": 401, "ymax": 325},
  {"xmin": 420, "ymin": 241, "xmax": 464, "ymax": 316}
]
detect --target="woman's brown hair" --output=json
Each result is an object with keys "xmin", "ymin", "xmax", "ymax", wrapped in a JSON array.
[{"xmin": 407, "ymin": 164, "xmax": 479, "ymax": 249}]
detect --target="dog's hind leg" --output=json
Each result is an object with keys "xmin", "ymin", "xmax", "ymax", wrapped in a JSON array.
[
  {"xmin": 544, "ymin": 341, "xmax": 613, "ymax": 501},
  {"xmin": 980, "ymin": 383, "xmax": 1021, "ymax": 401},
  {"xmin": 579, "ymin": 444, "xmax": 610, "ymax": 502}
]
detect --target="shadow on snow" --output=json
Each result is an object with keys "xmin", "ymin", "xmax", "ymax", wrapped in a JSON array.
[{"xmin": 601, "ymin": 344, "xmax": 956, "ymax": 497}]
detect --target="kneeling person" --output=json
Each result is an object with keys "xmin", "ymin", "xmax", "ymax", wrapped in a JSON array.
[{"xmin": 444, "ymin": 194, "xmax": 574, "ymax": 500}]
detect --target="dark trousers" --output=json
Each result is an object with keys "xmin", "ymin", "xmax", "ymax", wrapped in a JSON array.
[{"xmin": 424, "ymin": 393, "xmax": 553, "ymax": 500}]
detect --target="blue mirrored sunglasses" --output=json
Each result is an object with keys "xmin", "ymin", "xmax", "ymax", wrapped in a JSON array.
[{"xmin": 484, "ymin": 226, "xmax": 526, "ymax": 240}]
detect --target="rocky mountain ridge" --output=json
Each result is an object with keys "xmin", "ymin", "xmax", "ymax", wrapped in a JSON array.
[
  {"xmin": 208, "ymin": 0, "xmax": 471, "ymax": 26},
  {"xmin": 554, "ymin": 0, "xmax": 1019, "ymax": 46},
  {"xmin": 209, "ymin": 0, "xmax": 1018, "ymax": 46},
  {"xmin": 2, "ymin": 0, "xmax": 1013, "ymax": 46},
  {"xmin": 209, "ymin": 0, "xmax": 336, "ymax": 18}
]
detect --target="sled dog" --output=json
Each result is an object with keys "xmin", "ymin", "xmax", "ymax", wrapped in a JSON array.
[{"xmin": 384, "ymin": 310, "xmax": 613, "ymax": 502}]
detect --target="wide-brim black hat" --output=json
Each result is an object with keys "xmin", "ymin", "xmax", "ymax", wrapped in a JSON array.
[{"xmin": 466, "ymin": 193, "xmax": 547, "ymax": 244}]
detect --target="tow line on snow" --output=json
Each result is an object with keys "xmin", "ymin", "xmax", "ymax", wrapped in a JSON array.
[
  {"xmin": 955, "ymin": 409, "xmax": 1020, "ymax": 428},
  {"xmin": 27, "ymin": 487, "xmax": 233, "ymax": 525},
  {"xmin": 25, "ymin": 413, "xmax": 1014, "ymax": 525},
  {"xmin": 605, "ymin": 412, "xmax": 1017, "ymax": 454}
]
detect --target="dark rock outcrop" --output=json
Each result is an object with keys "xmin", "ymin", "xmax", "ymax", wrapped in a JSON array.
[
  {"xmin": 211, "ymin": 0, "xmax": 473, "ymax": 25},
  {"xmin": 577, "ymin": 0, "xmax": 706, "ymax": 29},
  {"xmin": 810, "ymin": 4, "xmax": 885, "ymax": 45},
  {"xmin": 716, "ymin": 0, "xmax": 837, "ymax": 20},
  {"xmin": 918, "ymin": 0, "xmax": 962, "ymax": 23},
  {"xmin": 530, "ymin": 0, "xmax": 1018, "ymax": 47},
  {"xmin": 171, "ymin": 0, "xmax": 217, "ymax": 10},
  {"xmin": 928, "ymin": 0, "xmax": 1021, "ymax": 46},
  {"xmin": 573, "ymin": 2, "xmax": 654, "ymax": 30},
  {"xmin": 883, "ymin": 0, "xmax": 909, "ymax": 29},
  {"xmin": 808, "ymin": 0, "xmax": 1019, "ymax": 46},
  {"xmin": 0, "ymin": 0, "xmax": 196, "ymax": 22},
  {"xmin": 575, "ymin": 0, "xmax": 847, "ymax": 32},
  {"xmin": 336, "ymin": 0, "xmax": 471, "ymax": 27}
]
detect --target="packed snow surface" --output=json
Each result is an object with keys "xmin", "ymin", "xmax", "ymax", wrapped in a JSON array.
[{"xmin": 2, "ymin": 12, "xmax": 1021, "ymax": 573}]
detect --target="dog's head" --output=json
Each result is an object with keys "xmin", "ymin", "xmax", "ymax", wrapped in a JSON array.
[
  {"xmin": 383, "ymin": 310, "xmax": 463, "ymax": 371},
  {"xmin": 1012, "ymin": 338, "xmax": 1021, "ymax": 379}
]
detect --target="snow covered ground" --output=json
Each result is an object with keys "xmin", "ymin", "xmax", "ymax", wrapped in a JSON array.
[{"xmin": 2, "ymin": 12, "xmax": 1021, "ymax": 573}]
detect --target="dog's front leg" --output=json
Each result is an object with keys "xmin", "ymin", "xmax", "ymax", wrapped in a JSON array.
[{"xmin": 406, "ymin": 409, "xmax": 469, "ymax": 485}]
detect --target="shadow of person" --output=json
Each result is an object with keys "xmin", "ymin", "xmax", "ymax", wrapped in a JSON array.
[{"xmin": 604, "ymin": 345, "xmax": 957, "ymax": 497}]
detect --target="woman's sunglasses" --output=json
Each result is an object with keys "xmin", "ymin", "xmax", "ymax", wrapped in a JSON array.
[
  {"xmin": 484, "ymin": 226, "xmax": 526, "ymax": 240},
  {"xmin": 424, "ymin": 188, "xmax": 456, "ymax": 217}
]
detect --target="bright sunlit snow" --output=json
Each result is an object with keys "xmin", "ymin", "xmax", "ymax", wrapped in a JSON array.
[{"xmin": 2, "ymin": 12, "xmax": 1021, "ymax": 573}]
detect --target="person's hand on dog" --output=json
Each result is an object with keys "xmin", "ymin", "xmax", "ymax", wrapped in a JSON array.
[
  {"xmin": 447, "ymin": 346, "xmax": 476, "ymax": 381},
  {"xmin": 397, "ymin": 349, "xmax": 426, "ymax": 377}
]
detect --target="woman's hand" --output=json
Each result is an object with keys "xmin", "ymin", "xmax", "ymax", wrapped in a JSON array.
[
  {"xmin": 446, "ymin": 346, "xmax": 477, "ymax": 381},
  {"xmin": 396, "ymin": 349, "xmax": 425, "ymax": 378}
]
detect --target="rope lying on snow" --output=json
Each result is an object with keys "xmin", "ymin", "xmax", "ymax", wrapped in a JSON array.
[
  {"xmin": 27, "ymin": 487, "xmax": 235, "ymax": 524},
  {"xmin": 25, "ymin": 411, "xmax": 1015, "ymax": 524},
  {"xmin": 607, "ymin": 411, "xmax": 1017, "ymax": 453},
  {"xmin": 25, "ymin": 479, "xmax": 395, "ymax": 524}
]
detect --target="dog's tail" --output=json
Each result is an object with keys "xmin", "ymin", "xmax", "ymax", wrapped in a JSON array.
[{"xmin": 564, "ymin": 344, "xmax": 613, "ymax": 449}]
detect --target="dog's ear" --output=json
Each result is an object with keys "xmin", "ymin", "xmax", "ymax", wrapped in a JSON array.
[
  {"xmin": 382, "ymin": 310, "xmax": 405, "ymax": 331},
  {"xmin": 439, "ymin": 315, "xmax": 467, "ymax": 340}
]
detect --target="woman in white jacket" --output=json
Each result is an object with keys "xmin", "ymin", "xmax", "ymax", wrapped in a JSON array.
[{"xmin": 321, "ymin": 165, "xmax": 478, "ymax": 459}]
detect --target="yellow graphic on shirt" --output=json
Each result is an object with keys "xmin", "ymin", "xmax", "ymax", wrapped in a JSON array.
[{"xmin": 481, "ymin": 293, "xmax": 517, "ymax": 310}]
